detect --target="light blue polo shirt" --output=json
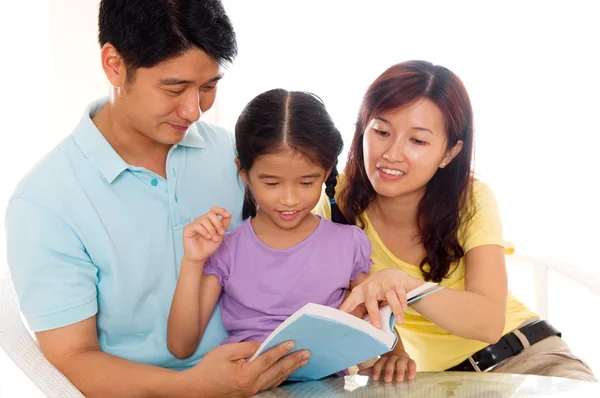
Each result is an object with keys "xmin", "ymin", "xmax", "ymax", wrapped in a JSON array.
[{"xmin": 6, "ymin": 98, "xmax": 243, "ymax": 369}]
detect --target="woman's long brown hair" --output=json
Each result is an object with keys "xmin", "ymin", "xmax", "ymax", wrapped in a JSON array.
[{"xmin": 339, "ymin": 60, "xmax": 474, "ymax": 282}]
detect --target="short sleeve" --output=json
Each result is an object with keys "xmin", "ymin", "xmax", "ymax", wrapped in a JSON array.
[
  {"xmin": 203, "ymin": 240, "xmax": 232, "ymax": 286},
  {"xmin": 6, "ymin": 198, "xmax": 99, "ymax": 332},
  {"xmin": 460, "ymin": 181, "xmax": 515, "ymax": 255},
  {"xmin": 350, "ymin": 226, "xmax": 374, "ymax": 280}
]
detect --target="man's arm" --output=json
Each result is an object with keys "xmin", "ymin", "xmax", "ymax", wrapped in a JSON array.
[
  {"xmin": 8, "ymin": 198, "xmax": 310, "ymax": 396},
  {"xmin": 36, "ymin": 316, "xmax": 189, "ymax": 398},
  {"xmin": 38, "ymin": 316, "xmax": 310, "ymax": 398}
]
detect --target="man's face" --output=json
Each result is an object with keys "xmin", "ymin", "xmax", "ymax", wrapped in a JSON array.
[{"xmin": 117, "ymin": 48, "xmax": 223, "ymax": 146}]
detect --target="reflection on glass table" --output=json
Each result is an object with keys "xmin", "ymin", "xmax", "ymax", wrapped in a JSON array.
[{"xmin": 256, "ymin": 371, "xmax": 600, "ymax": 397}]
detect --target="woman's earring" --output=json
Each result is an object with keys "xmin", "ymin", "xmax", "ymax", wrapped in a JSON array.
[{"xmin": 441, "ymin": 162, "xmax": 446, "ymax": 168}]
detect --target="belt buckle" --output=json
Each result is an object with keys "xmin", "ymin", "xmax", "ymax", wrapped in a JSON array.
[{"xmin": 468, "ymin": 356, "xmax": 482, "ymax": 372}]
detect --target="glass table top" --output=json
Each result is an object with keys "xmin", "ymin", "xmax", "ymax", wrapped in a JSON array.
[{"xmin": 257, "ymin": 371, "xmax": 599, "ymax": 397}]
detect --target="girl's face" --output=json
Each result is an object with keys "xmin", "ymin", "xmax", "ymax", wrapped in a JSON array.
[
  {"xmin": 239, "ymin": 148, "xmax": 329, "ymax": 231},
  {"xmin": 362, "ymin": 98, "xmax": 463, "ymax": 200}
]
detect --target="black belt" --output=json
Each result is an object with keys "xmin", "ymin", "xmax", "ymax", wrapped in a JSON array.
[{"xmin": 447, "ymin": 320, "xmax": 561, "ymax": 372}]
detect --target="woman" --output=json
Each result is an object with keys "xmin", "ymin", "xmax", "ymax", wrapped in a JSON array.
[{"xmin": 316, "ymin": 60, "xmax": 595, "ymax": 382}]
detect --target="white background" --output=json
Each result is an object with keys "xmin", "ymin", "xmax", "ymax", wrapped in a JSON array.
[{"xmin": 1, "ymin": 0, "xmax": 599, "ymax": 395}]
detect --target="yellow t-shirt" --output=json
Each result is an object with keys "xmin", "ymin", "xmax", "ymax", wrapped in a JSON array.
[{"xmin": 314, "ymin": 178, "xmax": 538, "ymax": 371}]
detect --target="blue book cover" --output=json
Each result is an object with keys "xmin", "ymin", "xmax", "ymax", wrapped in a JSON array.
[
  {"xmin": 249, "ymin": 304, "xmax": 397, "ymax": 381},
  {"xmin": 248, "ymin": 282, "xmax": 442, "ymax": 381}
]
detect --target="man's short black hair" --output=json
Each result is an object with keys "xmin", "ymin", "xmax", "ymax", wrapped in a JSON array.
[{"xmin": 98, "ymin": 0, "xmax": 237, "ymax": 79}]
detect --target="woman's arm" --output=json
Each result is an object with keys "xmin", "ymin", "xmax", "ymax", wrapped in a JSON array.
[
  {"xmin": 167, "ymin": 259, "xmax": 223, "ymax": 359},
  {"xmin": 412, "ymin": 245, "xmax": 508, "ymax": 344},
  {"xmin": 341, "ymin": 245, "xmax": 508, "ymax": 344}
]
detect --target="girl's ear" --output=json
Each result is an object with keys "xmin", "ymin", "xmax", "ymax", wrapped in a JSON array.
[
  {"xmin": 235, "ymin": 157, "xmax": 250, "ymax": 185},
  {"xmin": 324, "ymin": 167, "xmax": 333, "ymax": 182}
]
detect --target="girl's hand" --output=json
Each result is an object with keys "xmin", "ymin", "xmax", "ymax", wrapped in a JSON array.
[
  {"xmin": 358, "ymin": 350, "xmax": 416, "ymax": 383},
  {"xmin": 339, "ymin": 269, "xmax": 422, "ymax": 328},
  {"xmin": 182, "ymin": 206, "xmax": 232, "ymax": 265}
]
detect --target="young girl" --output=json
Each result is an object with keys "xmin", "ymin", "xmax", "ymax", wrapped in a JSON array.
[{"xmin": 166, "ymin": 89, "xmax": 413, "ymax": 378}]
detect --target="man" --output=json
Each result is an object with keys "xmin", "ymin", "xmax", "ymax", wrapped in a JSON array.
[{"xmin": 6, "ymin": 1, "xmax": 308, "ymax": 396}]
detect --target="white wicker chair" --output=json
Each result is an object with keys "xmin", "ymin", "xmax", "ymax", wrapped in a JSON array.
[
  {"xmin": 505, "ymin": 255, "xmax": 600, "ymax": 320},
  {"xmin": 0, "ymin": 272, "xmax": 84, "ymax": 397},
  {"xmin": 505, "ymin": 255, "xmax": 600, "ymax": 376}
]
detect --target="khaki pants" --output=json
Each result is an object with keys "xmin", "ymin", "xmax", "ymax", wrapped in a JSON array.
[
  {"xmin": 491, "ymin": 335, "xmax": 596, "ymax": 382},
  {"xmin": 355, "ymin": 323, "xmax": 597, "ymax": 382}
]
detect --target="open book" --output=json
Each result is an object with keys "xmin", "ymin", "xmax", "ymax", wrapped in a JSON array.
[{"xmin": 248, "ymin": 282, "xmax": 442, "ymax": 381}]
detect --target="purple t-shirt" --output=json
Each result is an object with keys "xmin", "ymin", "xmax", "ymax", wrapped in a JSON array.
[{"xmin": 204, "ymin": 216, "xmax": 373, "ymax": 344}]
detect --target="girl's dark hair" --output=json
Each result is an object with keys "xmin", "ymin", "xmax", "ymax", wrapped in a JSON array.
[
  {"xmin": 340, "ymin": 60, "xmax": 475, "ymax": 282},
  {"xmin": 235, "ymin": 89, "xmax": 344, "ymax": 220}
]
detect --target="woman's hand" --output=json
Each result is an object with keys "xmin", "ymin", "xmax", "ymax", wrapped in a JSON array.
[
  {"xmin": 358, "ymin": 350, "xmax": 416, "ymax": 383},
  {"xmin": 182, "ymin": 206, "xmax": 232, "ymax": 266},
  {"xmin": 339, "ymin": 269, "xmax": 422, "ymax": 328}
]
